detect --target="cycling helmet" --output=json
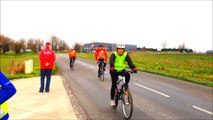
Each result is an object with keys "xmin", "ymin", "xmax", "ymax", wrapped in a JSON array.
[{"xmin": 116, "ymin": 43, "xmax": 125, "ymax": 49}]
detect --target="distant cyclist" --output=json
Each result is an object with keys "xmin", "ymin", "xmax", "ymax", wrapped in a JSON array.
[
  {"xmin": 94, "ymin": 44, "xmax": 107, "ymax": 78},
  {"xmin": 109, "ymin": 43, "xmax": 137, "ymax": 107},
  {"xmin": 68, "ymin": 48, "xmax": 77, "ymax": 68}
]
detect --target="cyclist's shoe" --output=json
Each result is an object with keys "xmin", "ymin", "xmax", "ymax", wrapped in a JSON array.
[{"xmin": 111, "ymin": 100, "xmax": 115, "ymax": 106}]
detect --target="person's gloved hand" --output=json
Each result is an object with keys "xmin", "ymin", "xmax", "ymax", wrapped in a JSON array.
[
  {"xmin": 132, "ymin": 68, "xmax": 137, "ymax": 73},
  {"xmin": 96, "ymin": 61, "xmax": 99, "ymax": 64},
  {"xmin": 110, "ymin": 67, "xmax": 115, "ymax": 72}
]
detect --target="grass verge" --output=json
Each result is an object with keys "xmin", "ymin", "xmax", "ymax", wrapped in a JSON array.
[{"xmin": 0, "ymin": 52, "xmax": 58, "ymax": 80}]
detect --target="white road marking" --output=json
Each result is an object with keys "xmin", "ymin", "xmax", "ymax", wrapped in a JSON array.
[
  {"xmin": 134, "ymin": 82, "xmax": 170, "ymax": 98},
  {"xmin": 192, "ymin": 105, "xmax": 213, "ymax": 115}
]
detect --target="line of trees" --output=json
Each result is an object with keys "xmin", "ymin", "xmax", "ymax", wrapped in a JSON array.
[
  {"xmin": 0, "ymin": 35, "xmax": 70, "ymax": 54},
  {"xmin": 136, "ymin": 42, "xmax": 193, "ymax": 53},
  {"xmin": 137, "ymin": 47, "xmax": 193, "ymax": 53}
]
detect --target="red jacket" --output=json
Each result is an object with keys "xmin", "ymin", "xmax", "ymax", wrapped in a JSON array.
[
  {"xmin": 39, "ymin": 47, "xmax": 56, "ymax": 69},
  {"xmin": 95, "ymin": 47, "xmax": 107, "ymax": 62}
]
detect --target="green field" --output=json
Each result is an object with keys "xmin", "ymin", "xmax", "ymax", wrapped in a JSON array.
[
  {"xmin": 0, "ymin": 52, "xmax": 58, "ymax": 79},
  {"xmin": 77, "ymin": 52, "xmax": 213, "ymax": 87}
]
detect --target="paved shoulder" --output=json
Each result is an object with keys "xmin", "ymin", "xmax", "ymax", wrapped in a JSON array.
[{"xmin": 8, "ymin": 75, "xmax": 78, "ymax": 119}]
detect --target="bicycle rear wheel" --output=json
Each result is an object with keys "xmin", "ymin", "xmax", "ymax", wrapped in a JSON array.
[
  {"xmin": 71, "ymin": 62, "xmax": 74, "ymax": 71},
  {"xmin": 70, "ymin": 58, "xmax": 74, "ymax": 71},
  {"xmin": 121, "ymin": 90, "xmax": 133, "ymax": 120},
  {"xmin": 100, "ymin": 64, "xmax": 104, "ymax": 81}
]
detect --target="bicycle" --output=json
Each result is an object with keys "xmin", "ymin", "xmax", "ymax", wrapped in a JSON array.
[
  {"xmin": 98, "ymin": 61, "xmax": 105, "ymax": 81},
  {"xmin": 113, "ymin": 70, "xmax": 134, "ymax": 120},
  {"xmin": 69, "ymin": 57, "xmax": 75, "ymax": 71}
]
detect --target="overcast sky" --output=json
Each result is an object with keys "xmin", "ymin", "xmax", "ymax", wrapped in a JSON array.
[{"xmin": 1, "ymin": 1, "xmax": 212, "ymax": 52}]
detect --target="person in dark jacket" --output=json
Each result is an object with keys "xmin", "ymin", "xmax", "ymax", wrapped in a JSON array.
[
  {"xmin": 39, "ymin": 42, "xmax": 56, "ymax": 93},
  {"xmin": 0, "ymin": 71, "xmax": 17, "ymax": 120},
  {"xmin": 109, "ymin": 43, "xmax": 137, "ymax": 107}
]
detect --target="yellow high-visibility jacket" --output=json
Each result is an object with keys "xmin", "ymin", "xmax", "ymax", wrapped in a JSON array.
[{"xmin": 0, "ymin": 101, "xmax": 8, "ymax": 119}]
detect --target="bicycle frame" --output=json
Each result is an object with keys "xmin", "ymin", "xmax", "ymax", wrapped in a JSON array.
[
  {"xmin": 114, "ymin": 76, "xmax": 126, "ymax": 107},
  {"xmin": 113, "ymin": 70, "xmax": 134, "ymax": 120}
]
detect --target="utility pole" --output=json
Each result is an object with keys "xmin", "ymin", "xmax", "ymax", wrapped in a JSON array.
[{"xmin": 81, "ymin": 41, "xmax": 82, "ymax": 53}]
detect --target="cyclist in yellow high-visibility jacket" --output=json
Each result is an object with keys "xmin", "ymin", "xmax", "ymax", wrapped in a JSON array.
[
  {"xmin": 109, "ymin": 43, "xmax": 137, "ymax": 107},
  {"xmin": 0, "ymin": 71, "xmax": 17, "ymax": 120}
]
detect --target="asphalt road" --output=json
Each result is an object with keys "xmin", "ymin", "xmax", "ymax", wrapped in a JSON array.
[{"xmin": 56, "ymin": 54, "xmax": 213, "ymax": 120}]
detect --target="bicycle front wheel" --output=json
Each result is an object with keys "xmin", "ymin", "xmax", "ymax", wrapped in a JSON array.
[
  {"xmin": 121, "ymin": 90, "xmax": 133, "ymax": 120},
  {"xmin": 113, "ymin": 90, "xmax": 119, "ymax": 109}
]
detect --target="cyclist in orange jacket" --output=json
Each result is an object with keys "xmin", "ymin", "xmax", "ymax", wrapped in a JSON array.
[
  {"xmin": 68, "ymin": 48, "xmax": 77, "ymax": 68},
  {"xmin": 94, "ymin": 44, "xmax": 107, "ymax": 78}
]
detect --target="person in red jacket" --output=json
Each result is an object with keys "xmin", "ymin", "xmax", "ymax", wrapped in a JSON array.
[
  {"xmin": 94, "ymin": 44, "xmax": 107, "ymax": 78},
  {"xmin": 39, "ymin": 42, "xmax": 56, "ymax": 93}
]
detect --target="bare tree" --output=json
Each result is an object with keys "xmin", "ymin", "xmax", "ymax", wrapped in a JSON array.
[
  {"xmin": 74, "ymin": 42, "xmax": 82, "ymax": 52},
  {"xmin": 58, "ymin": 40, "xmax": 69, "ymax": 51},
  {"xmin": 50, "ymin": 35, "xmax": 69, "ymax": 52},
  {"xmin": 26, "ymin": 38, "xmax": 41, "ymax": 53},
  {"xmin": 35, "ymin": 39, "xmax": 42, "ymax": 52},
  {"xmin": 0, "ymin": 35, "xmax": 14, "ymax": 53},
  {"xmin": 178, "ymin": 43, "xmax": 186, "ymax": 49},
  {"xmin": 51, "ymin": 35, "xmax": 59, "ymax": 52},
  {"xmin": 27, "ymin": 39, "xmax": 35, "ymax": 51},
  {"xmin": 14, "ymin": 39, "xmax": 26, "ymax": 54}
]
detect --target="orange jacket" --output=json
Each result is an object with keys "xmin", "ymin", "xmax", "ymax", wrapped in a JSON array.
[
  {"xmin": 68, "ymin": 50, "xmax": 77, "ymax": 58},
  {"xmin": 95, "ymin": 47, "xmax": 107, "ymax": 62}
]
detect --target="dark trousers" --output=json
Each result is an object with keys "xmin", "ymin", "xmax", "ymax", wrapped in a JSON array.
[
  {"xmin": 110, "ymin": 70, "xmax": 130, "ymax": 100},
  {"xmin": 98, "ymin": 59, "xmax": 106, "ymax": 76},
  {"xmin": 69, "ymin": 57, "xmax": 76, "ymax": 67},
  {"xmin": 40, "ymin": 69, "xmax": 52, "ymax": 92}
]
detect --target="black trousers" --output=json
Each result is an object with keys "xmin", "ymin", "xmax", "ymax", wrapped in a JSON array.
[
  {"xmin": 69, "ymin": 57, "xmax": 76, "ymax": 66},
  {"xmin": 98, "ymin": 59, "xmax": 106, "ymax": 76},
  {"xmin": 110, "ymin": 70, "xmax": 130, "ymax": 100}
]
